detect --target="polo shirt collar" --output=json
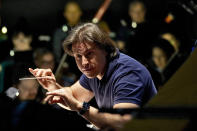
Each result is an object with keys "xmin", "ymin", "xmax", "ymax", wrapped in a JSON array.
[{"xmin": 100, "ymin": 49, "xmax": 120, "ymax": 83}]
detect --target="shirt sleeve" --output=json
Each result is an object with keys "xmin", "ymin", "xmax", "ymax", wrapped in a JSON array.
[
  {"xmin": 113, "ymin": 71, "xmax": 145, "ymax": 106},
  {"xmin": 79, "ymin": 74, "xmax": 92, "ymax": 91}
]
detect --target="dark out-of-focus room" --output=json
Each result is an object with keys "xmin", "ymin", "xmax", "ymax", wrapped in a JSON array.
[{"xmin": 0, "ymin": 0, "xmax": 197, "ymax": 130}]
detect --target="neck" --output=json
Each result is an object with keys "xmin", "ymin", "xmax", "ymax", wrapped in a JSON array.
[
  {"xmin": 68, "ymin": 21, "xmax": 78, "ymax": 27},
  {"xmin": 97, "ymin": 74, "xmax": 104, "ymax": 80},
  {"xmin": 14, "ymin": 45, "xmax": 32, "ymax": 51},
  {"xmin": 132, "ymin": 19, "xmax": 145, "ymax": 24},
  {"xmin": 97, "ymin": 62, "xmax": 107, "ymax": 80}
]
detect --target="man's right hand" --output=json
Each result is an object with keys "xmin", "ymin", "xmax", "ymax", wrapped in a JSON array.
[{"xmin": 29, "ymin": 68, "xmax": 61, "ymax": 91}]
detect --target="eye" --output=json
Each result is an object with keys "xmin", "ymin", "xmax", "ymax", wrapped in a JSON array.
[
  {"xmin": 86, "ymin": 52, "xmax": 93, "ymax": 58},
  {"xmin": 75, "ymin": 54, "xmax": 82, "ymax": 60}
]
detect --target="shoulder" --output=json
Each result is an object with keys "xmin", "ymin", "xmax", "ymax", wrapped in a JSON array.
[
  {"xmin": 112, "ymin": 52, "xmax": 152, "ymax": 83},
  {"xmin": 79, "ymin": 74, "xmax": 97, "ymax": 86},
  {"xmin": 116, "ymin": 53, "xmax": 149, "ymax": 74}
]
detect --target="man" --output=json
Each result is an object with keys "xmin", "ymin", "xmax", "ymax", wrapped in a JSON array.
[
  {"xmin": 52, "ymin": 1, "xmax": 82, "ymax": 82},
  {"xmin": 117, "ymin": 0, "xmax": 158, "ymax": 64},
  {"xmin": 33, "ymin": 48, "xmax": 55, "ymax": 71},
  {"xmin": 6, "ymin": 63, "xmax": 40, "ymax": 101},
  {"xmin": 0, "ymin": 27, "xmax": 34, "ymax": 92},
  {"xmin": 53, "ymin": 1, "xmax": 82, "ymax": 62},
  {"xmin": 29, "ymin": 23, "xmax": 157, "ymax": 130}
]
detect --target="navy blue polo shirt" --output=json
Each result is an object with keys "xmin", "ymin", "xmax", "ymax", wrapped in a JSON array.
[{"xmin": 79, "ymin": 50, "xmax": 157, "ymax": 108}]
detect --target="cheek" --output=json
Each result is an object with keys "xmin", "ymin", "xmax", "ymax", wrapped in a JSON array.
[
  {"xmin": 96, "ymin": 56, "xmax": 106, "ymax": 69},
  {"xmin": 153, "ymin": 57, "xmax": 160, "ymax": 65},
  {"xmin": 161, "ymin": 57, "xmax": 167, "ymax": 64},
  {"xmin": 75, "ymin": 60, "xmax": 82, "ymax": 69},
  {"xmin": 90, "ymin": 57, "xmax": 100, "ymax": 67},
  {"xmin": 20, "ymin": 91, "xmax": 28, "ymax": 97},
  {"xmin": 153, "ymin": 58, "xmax": 159, "ymax": 64}
]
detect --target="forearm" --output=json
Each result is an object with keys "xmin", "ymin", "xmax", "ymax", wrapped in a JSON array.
[
  {"xmin": 80, "ymin": 106, "xmax": 131, "ymax": 130},
  {"xmin": 47, "ymin": 83, "xmax": 65, "ymax": 92},
  {"xmin": 57, "ymin": 103, "xmax": 71, "ymax": 110}
]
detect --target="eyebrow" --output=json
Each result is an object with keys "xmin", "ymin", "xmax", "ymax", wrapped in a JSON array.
[{"xmin": 74, "ymin": 47, "xmax": 95, "ymax": 55}]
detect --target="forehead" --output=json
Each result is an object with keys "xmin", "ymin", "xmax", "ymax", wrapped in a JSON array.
[
  {"xmin": 42, "ymin": 53, "xmax": 54, "ymax": 59},
  {"xmin": 65, "ymin": 3, "xmax": 80, "ymax": 11},
  {"xmin": 14, "ymin": 32, "xmax": 25, "ymax": 39},
  {"xmin": 19, "ymin": 80, "xmax": 38, "ymax": 88},
  {"xmin": 72, "ymin": 42, "xmax": 96, "ymax": 54},
  {"xmin": 153, "ymin": 47, "xmax": 165, "ymax": 54},
  {"xmin": 130, "ymin": 3, "xmax": 144, "ymax": 11}
]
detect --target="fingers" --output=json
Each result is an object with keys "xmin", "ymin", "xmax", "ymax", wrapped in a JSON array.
[
  {"xmin": 29, "ymin": 68, "xmax": 37, "ymax": 76},
  {"xmin": 29, "ymin": 68, "xmax": 53, "ymax": 77},
  {"xmin": 29, "ymin": 68, "xmax": 56, "ymax": 82},
  {"xmin": 51, "ymin": 96, "xmax": 67, "ymax": 105},
  {"xmin": 36, "ymin": 69, "xmax": 44, "ymax": 77},
  {"xmin": 43, "ymin": 95, "xmax": 53, "ymax": 104},
  {"xmin": 29, "ymin": 68, "xmax": 40, "ymax": 77},
  {"xmin": 43, "ymin": 69, "xmax": 53, "ymax": 77},
  {"xmin": 43, "ymin": 95, "xmax": 68, "ymax": 107},
  {"xmin": 46, "ymin": 89, "xmax": 65, "ymax": 97},
  {"xmin": 45, "ymin": 76, "xmax": 56, "ymax": 83}
]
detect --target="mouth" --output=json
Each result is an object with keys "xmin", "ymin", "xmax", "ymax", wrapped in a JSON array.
[{"xmin": 82, "ymin": 68, "xmax": 93, "ymax": 72}]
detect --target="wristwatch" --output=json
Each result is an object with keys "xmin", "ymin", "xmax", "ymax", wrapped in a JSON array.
[{"xmin": 79, "ymin": 102, "xmax": 90, "ymax": 115}]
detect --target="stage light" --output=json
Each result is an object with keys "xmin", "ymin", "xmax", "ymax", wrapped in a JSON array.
[
  {"xmin": 120, "ymin": 19, "xmax": 127, "ymax": 27},
  {"xmin": 131, "ymin": 22, "xmax": 137, "ymax": 28},
  {"xmin": 1, "ymin": 26, "xmax": 7, "ymax": 34},
  {"xmin": 92, "ymin": 18, "xmax": 99, "ymax": 24},
  {"xmin": 16, "ymin": 91, "xmax": 19, "ymax": 96},
  {"xmin": 62, "ymin": 25, "xmax": 68, "ymax": 32},
  {"xmin": 10, "ymin": 50, "xmax": 14, "ymax": 56}
]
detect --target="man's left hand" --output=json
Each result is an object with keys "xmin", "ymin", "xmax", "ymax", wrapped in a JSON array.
[{"xmin": 45, "ymin": 87, "xmax": 82, "ymax": 112}]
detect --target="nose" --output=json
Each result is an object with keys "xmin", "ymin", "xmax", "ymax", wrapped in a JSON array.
[{"xmin": 82, "ymin": 56, "xmax": 89, "ymax": 67}]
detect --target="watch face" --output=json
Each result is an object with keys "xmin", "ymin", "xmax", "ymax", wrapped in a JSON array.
[{"xmin": 79, "ymin": 102, "xmax": 90, "ymax": 115}]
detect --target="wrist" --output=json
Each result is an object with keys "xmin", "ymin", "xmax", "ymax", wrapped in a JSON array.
[
  {"xmin": 76, "ymin": 102, "xmax": 83, "ymax": 112},
  {"xmin": 48, "ymin": 83, "xmax": 62, "ymax": 92},
  {"xmin": 55, "ymin": 83, "xmax": 63, "ymax": 89},
  {"xmin": 78, "ymin": 102, "xmax": 90, "ymax": 115},
  {"xmin": 48, "ymin": 86, "xmax": 58, "ymax": 92}
]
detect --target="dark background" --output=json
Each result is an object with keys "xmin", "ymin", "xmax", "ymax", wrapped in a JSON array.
[
  {"xmin": 1, "ymin": 0, "xmax": 189, "ymax": 34},
  {"xmin": 0, "ymin": 0, "xmax": 196, "ymax": 60}
]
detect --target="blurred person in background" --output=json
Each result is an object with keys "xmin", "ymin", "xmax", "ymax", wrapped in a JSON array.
[
  {"xmin": 152, "ymin": 39, "xmax": 175, "ymax": 71},
  {"xmin": 117, "ymin": 0, "xmax": 158, "ymax": 64},
  {"xmin": 17, "ymin": 79, "xmax": 39, "ymax": 101},
  {"xmin": 159, "ymin": 31, "xmax": 191, "ymax": 84},
  {"xmin": 33, "ymin": 48, "xmax": 77, "ymax": 87},
  {"xmin": 0, "ymin": 21, "xmax": 34, "ymax": 92},
  {"xmin": 5, "ymin": 64, "xmax": 42, "ymax": 102},
  {"xmin": 12, "ymin": 30, "xmax": 32, "ymax": 52},
  {"xmin": 3, "ymin": 26, "xmax": 34, "ymax": 64},
  {"xmin": 147, "ymin": 38, "xmax": 175, "ymax": 89},
  {"xmin": 52, "ymin": 1, "xmax": 82, "ymax": 62},
  {"xmin": 33, "ymin": 47, "xmax": 77, "ymax": 87},
  {"xmin": 98, "ymin": 21, "xmax": 117, "ymax": 40},
  {"xmin": 33, "ymin": 48, "xmax": 55, "ymax": 71},
  {"xmin": 129, "ymin": 0, "xmax": 146, "ymax": 24},
  {"xmin": 160, "ymin": 32, "xmax": 180, "ymax": 53},
  {"xmin": 9, "ymin": 18, "xmax": 34, "ymax": 64},
  {"xmin": 52, "ymin": 1, "xmax": 82, "ymax": 84}
]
